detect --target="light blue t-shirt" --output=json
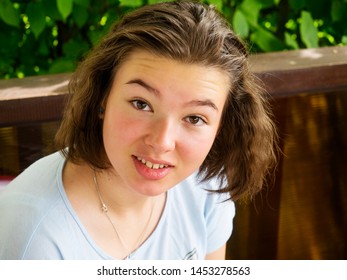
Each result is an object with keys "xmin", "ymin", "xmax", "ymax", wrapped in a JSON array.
[{"xmin": 0, "ymin": 152, "xmax": 235, "ymax": 260}]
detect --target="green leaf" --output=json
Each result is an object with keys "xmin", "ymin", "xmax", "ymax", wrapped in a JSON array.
[
  {"xmin": 289, "ymin": 0, "xmax": 306, "ymax": 11},
  {"xmin": 148, "ymin": 0, "xmax": 176, "ymax": 3},
  {"xmin": 284, "ymin": 32, "xmax": 299, "ymax": 49},
  {"xmin": 73, "ymin": 4, "xmax": 88, "ymax": 27},
  {"xmin": 119, "ymin": 0, "xmax": 143, "ymax": 8},
  {"xmin": 43, "ymin": 0, "xmax": 62, "ymax": 21},
  {"xmin": 0, "ymin": 29, "xmax": 20, "ymax": 53},
  {"xmin": 38, "ymin": 40, "xmax": 49, "ymax": 56},
  {"xmin": 49, "ymin": 58, "xmax": 76, "ymax": 74},
  {"xmin": 0, "ymin": 0, "xmax": 20, "ymax": 27},
  {"xmin": 250, "ymin": 26, "xmax": 285, "ymax": 52},
  {"xmin": 57, "ymin": 0, "xmax": 73, "ymax": 20},
  {"xmin": 73, "ymin": 0, "xmax": 90, "ymax": 7},
  {"xmin": 26, "ymin": 3, "xmax": 46, "ymax": 38},
  {"xmin": 240, "ymin": 0, "xmax": 262, "ymax": 27},
  {"xmin": 331, "ymin": 0, "xmax": 345, "ymax": 22},
  {"xmin": 207, "ymin": 0, "xmax": 223, "ymax": 11},
  {"xmin": 88, "ymin": 28, "xmax": 108, "ymax": 46},
  {"xmin": 232, "ymin": 9, "xmax": 249, "ymax": 38},
  {"xmin": 258, "ymin": 0, "xmax": 278, "ymax": 9},
  {"xmin": 63, "ymin": 37, "xmax": 89, "ymax": 59},
  {"xmin": 300, "ymin": 11, "xmax": 318, "ymax": 48},
  {"xmin": 342, "ymin": 36, "xmax": 347, "ymax": 45}
]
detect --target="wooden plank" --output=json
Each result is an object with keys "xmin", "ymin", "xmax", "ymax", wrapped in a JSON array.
[
  {"xmin": 250, "ymin": 46, "xmax": 347, "ymax": 72},
  {"xmin": 251, "ymin": 46, "xmax": 347, "ymax": 97},
  {"xmin": 0, "ymin": 73, "xmax": 70, "ymax": 101},
  {"xmin": 0, "ymin": 95, "xmax": 67, "ymax": 127},
  {"xmin": 256, "ymin": 63, "xmax": 347, "ymax": 98},
  {"xmin": 0, "ymin": 73, "xmax": 70, "ymax": 127}
]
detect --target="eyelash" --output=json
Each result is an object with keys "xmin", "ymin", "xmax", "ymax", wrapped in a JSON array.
[
  {"xmin": 130, "ymin": 99, "xmax": 152, "ymax": 112},
  {"xmin": 185, "ymin": 115, "xmax": 207, "ymax": 126},
  {"xmin": 130, "ymin": 99, "xmax": 207, "ymax": 126}
]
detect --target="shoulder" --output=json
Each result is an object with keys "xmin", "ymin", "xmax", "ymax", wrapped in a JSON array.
[
  {"xmin": 168, "ymin": 171, "xmax": 235, "ymax": 228},
  {"xmin": 172, "ymin": 171, "xmax": 235, "ymax": 251},
  {"xmin": 1, "ymin": 150, "xmax": 64, "ymax": 192},
  {"xmin": 0, "ymin": 152, "xmax": 66, "ymax": 259},
  {"xmin": 12, "ymin": 151, "xmax": 64, "ymax": 184},
  {"xmin": 172, "ymin": 171, "xmax": 233, "ymax": 208},
  {"xmin": 0, "ymin": 152, "xmax": 65, "ymax": 208},
  {"xmin": 150, "ymin": 172, "xmax": 234, "ymax": 259}
]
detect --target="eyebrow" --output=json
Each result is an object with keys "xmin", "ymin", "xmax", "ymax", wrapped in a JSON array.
[
  {"xmin": 125, "ymin": 78, "xmax": 219, "ymax": 111},
  {"xmin": 186, "ymin": 99, "xmax": 219, "ymax": 112},
  {"xmin": 126, "ymin": 79, "xmax": 160, "ymax": 96}
]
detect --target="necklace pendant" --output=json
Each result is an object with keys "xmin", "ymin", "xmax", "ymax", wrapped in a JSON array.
[
  {"xmin": 93, "ymin": 170, "xmax": 153, "ymax": 261},
  {"xmin": 101, "ymin": 203, "xmax": 108, "ymax": 213}
]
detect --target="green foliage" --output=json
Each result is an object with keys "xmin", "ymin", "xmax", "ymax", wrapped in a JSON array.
[
  {"xmin": 0, "ymin": 0, "xmax": 20, "ymax": 27},
  {"xmin": 0, "ymin": 0, "xmax": 346, "ymax": 79},
  {"xmin": 57, "ymin": 0, "xmax": 74, "ymax": 20},
  {"xmin": 233, "ymin": 9, "xmax": 249, "ymax": 38},
  {"xmin": 300, "ymin": 11, "xmax": 318, "ymax": 48}
]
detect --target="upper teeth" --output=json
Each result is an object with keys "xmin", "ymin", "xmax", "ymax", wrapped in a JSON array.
[{"xmin": 136, "ymin": 157, "xmax": 168, "ymax": 169}]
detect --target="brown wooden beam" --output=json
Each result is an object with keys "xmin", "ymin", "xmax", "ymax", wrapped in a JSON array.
[
  {"xmin": 251, "ymin": 46, "xmax": 347, "ymax": 98},
  {"xmin": 0, "ymin": 73, "xmax": 70, "ymax": 127}
]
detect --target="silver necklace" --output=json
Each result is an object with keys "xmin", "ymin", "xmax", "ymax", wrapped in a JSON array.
[{"xmin": 93, "ymin": 170, "xmax": 155, "ymax": 259}]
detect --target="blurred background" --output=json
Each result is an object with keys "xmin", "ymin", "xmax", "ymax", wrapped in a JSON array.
[
  {"xmin": 0, "ymin": 0, "xmax": 346, "ymax": 259},
  {"xmin": 1, "ymin": 0, "xmax": 347, "ymax": 79}
]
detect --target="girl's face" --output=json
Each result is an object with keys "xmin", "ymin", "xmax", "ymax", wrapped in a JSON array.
[{"xmin": 102, "ymin": 49, "xmax": 230, "ymax": 197}]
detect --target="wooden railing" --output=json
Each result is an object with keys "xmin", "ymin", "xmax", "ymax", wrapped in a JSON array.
[
  {"xmin": 0, "ymin": 73, "xmax": 70, "ymax": 127},
  {"xmin": 1, "ymin": 46, "xmax": 347, "ymax": 259}
]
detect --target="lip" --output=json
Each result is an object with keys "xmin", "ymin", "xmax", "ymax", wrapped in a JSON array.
[
  {"xmin": 132, "ymin": 155, "xmax": 173, "ymax": 180},
  {"xmin": 133, "ymin": 155, "xmax": 174, "ymax": 167}
]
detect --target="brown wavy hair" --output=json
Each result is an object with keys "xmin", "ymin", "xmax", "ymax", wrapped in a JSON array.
[{"xmin": 55, "ymin": 0, "xmax": 278, "ymax": 201}]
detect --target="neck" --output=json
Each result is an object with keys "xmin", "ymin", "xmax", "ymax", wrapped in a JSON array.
[
  {"xmin": 93, "ymin": 168, "xmax": 163, "ymax": 214},
  {"xmin": 92, "ymin": 168, "xmax": 166, "ymax": 259},
  {"xmin": 63, "ymin": 161, "xmax": 166, "ymax": 259}
]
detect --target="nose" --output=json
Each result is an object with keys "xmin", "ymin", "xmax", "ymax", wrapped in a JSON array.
[{"xmin": 144, "ymin": 118, "xmax": 176, "ymax": 153}]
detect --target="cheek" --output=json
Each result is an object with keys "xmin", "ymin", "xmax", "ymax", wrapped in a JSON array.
[
  {"xmin": 103, "ymin": 110, "xmax": 147, "ymax": 150},
  {"xmin": 104, "ymin": 118, "xmax": 128, "ymax": 141},
  {"xmin": 103, "ymin": 110, "xmax": 125, "ymax": 146},
  {"xmin": 180, "ymin": 130, "xmax": 217, "ymax": 164}
]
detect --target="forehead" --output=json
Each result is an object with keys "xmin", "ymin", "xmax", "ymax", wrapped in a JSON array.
[{"xmin": 114, "ymin": 49, "xmax": 231, "ymax": 94}]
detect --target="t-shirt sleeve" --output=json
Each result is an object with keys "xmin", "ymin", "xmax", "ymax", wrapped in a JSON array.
[
  {"xmin": 0, "ymin": 153, "xmax": 64, "ymax": 260},
  {"xmin": 0, "ymin": 191, "xmax": 64, "ymax": 260},
  {"xmin": 204, "ymin": 183, "xmax": 235, "ymax": 254},
  {"xmin": 21, "ymin": 230, "xmax": 64, "ymax": 260}
]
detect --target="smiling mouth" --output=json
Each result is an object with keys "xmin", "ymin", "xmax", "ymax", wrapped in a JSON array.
[{"xmin": 135, "ymin": 156, "xmax": 170, "ymax": 170}]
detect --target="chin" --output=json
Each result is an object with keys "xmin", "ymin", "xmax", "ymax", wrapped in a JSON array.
[
  {"xmin": 132, "ymin": 188, "xmax": 166, "ymax": 198},
  {"xmin": 130, "ymin": 180, "xmax": 173, "ymax": 197}
]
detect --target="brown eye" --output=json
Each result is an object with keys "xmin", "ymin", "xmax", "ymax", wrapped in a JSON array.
[
  {"xmin": 186, "ymin": 115, "xmax": 206, "ymax": 126},
  {"xmin": 131, "ymin": 100, "xmax": 152, "ymax": 111}
]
